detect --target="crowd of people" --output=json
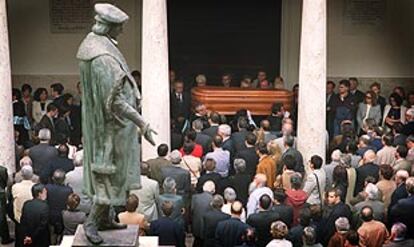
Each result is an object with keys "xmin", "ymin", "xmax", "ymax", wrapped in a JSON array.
[{"xmin": 0, "ymin": 71, "xmax": 413, "ymax": 246}]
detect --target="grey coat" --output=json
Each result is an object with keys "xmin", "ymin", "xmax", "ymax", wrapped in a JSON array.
[
  {"xmin": 303, "ymin": 169, "xmax": 326, "ymax": 206},
  {"xmin": 191, "ymin": 191, "xmax": 213, "ymax": 238},
  {"xmin": 356, "ymin": 103, "xmax": 382, "ymax": 131}
]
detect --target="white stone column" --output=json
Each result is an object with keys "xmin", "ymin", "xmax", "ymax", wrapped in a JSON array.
[
  {"xmin": 141, "ymin": 0, "xmax": 170, "ymax": 160},
  {"xmin": 297, "ymin": 0, "xmax": 327, "ymax": 166},
  {"xmin": 0, "ymin": 0, "xmax": 16, "ymax": 174}
]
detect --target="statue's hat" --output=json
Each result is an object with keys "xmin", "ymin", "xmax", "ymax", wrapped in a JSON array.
[{"xmin": 94, "ymin": 3, "xmax": 129, "ymax": 24}]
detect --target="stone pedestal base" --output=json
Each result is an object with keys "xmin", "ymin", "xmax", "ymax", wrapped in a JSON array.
[{"xmin": 72, "ymin": 225, "xmax": 138, "ymax": 247}]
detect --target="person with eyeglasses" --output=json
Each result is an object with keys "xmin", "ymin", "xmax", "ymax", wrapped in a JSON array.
[{"xmin": 356, "ymin": 90, "xmax": 382, "ymax": 135}]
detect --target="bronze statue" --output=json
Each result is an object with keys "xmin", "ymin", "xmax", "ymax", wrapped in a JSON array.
[{"xmin": 76, "ymin": 3, "xmax": 156, "ymax": 244}]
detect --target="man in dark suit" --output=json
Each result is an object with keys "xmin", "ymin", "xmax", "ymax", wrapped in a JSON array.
[
  {"xmin": 234, "ymin": 133, "xmax": 259, "ymax": 178},
  {"xmin": 146, "ymin": 143, "xmax": 172, "ymax": 186},
  {"xmin": 45, "ymin": 170, "xmax": 73, "ymax": 242},
  {"xmin": 202, "ymin": 111, "xmax": 220, "ymax": 138},
  {"xmin": 228, "ymin": 159, "xmax": 251, "ymax": 206},
  {"xmin": 36, "ymin": 103, "xmax": 58, "ymax": 144},
  {"xmin": 28, "ymin": 128, "xmax": 58, "ymax": 175},
  {"xmin": 272, "ymin": 188, "xmax": 294, "ymax": 227},
  {"xmin": 196, "ymin": 158, "xmax": 222, "ymax": 193},
  {"xmin": 191, "ymin": 181, "xmax": 215, "ymax": 246},
  {"xmin": 247, "ymin": 194, "xmax": 280, "ymax": 247},
  {"xmin": 202, "ymin": 195, "xmax": 230, "ymax": 247},
  {"xmin": 349, "ymin": 77, "xmax": 365, "ymax": 105},
  {"xmin": 281, "ymin": 135, "xmax": 304, "ymax": 175},
  {"xmin": 189, "ymin": 102, "xmax": 209, "ymax": 130},
  {"xmin": 388, "ymin": 170, "xmax": 409, "ymax": 225},
  {"xmin": 390, "ymin": 177, "xmax": 414, "ymax": 239},
  {"xmin": 215, "ymin": 201, "xmax": 251, "ymax": 247},
  {"xmin": 320, "ymin": 188, "xmax": 352, "ymax": 246},
  {"xmin": 161, "ymin": 150, "xmax": 191, "ymax": 203},
  {"xmin": 20, "ymin": 183, "xmax": 50, "ymax": 247},
  {"xmin": 192, "ymin": 119, "xmax": 212, "ymax": 156},
  {"xmin": 354, "ymin": 150, "xmax": 380, "ymax": 196},
  {"xmin": 170, "ymin": 80, "xmax": 191, "ymax": 120},
  {"xmin": 0, "ymin": 166, "xmax": 13, "ymax": 244},
  {"xmin": 149, "ymin": 201, "xmax": 185, "ymax": 247},
  {"xmin": 391, "ymin": 177, "xmax": 414, "ymax": 238},
  {"xmin": 40, "ymin": 144, "xmax": 74, "ymax": 184},
  {"xmin": 326, "ymin": 81, "xmax": 337, "ymax": 139},
  {"xmin": 384, "ymin": 222, "xmax": 414, "ymax": 247},
  {"xmin": 230, "ymin": 117, "xmax": 250, "ymax": 154},
  {"xmin": 50, "ymin": 83, "xmax": 65, "ymax": 111}
]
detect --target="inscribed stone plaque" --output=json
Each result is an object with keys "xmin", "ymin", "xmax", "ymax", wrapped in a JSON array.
[
  {"xmin": 49, "ymin": 0, "xmax": 93, "ymax": 33},
  {"xmin": 343, "ymin": 0, "xmax": 386, "ymax": 34}
]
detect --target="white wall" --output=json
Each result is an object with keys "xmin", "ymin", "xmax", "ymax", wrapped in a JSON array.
[
  {"xmin": 281, "ymin": 0, "xmax": 414, "ymax": 91},
  {"xmin": 8, "ymin": 0, "xmax": 142, "ymax": 76}
]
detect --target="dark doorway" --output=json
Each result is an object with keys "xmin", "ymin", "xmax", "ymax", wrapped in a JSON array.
[{"xmin": 167, "ymin": 0, "xmax": 282, "ymax": 87}]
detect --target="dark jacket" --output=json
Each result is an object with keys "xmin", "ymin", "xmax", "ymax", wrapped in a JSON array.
[
  {"xmin": 191, "ymin": 192, "xmax": 214, "ymax": 238},
  {"xmin": 246, "ymin": 210, "xmax": 281, "ymax": 247},
  {"xmin": 354, "ymin": 162, "xmax": 380, "ymax": 196},
  {"xmin": 40, "ymin": 156, "xmax": 74, "ymax": 184},
  {"xmin": 161, "ymin": 165, "xmax": 191, "ymax": 201},
  {"xmin": 390, "ymin": 195, "xmax": 414, "ymax": 238},
  {"xmin": 170, "ymin": 91, "xmax": 191, "ymax": 119},
  {"xmin": 196, "ymin": 132, "xmax": 213, "ymax": 155},
  {"xmin": 28, "ymin": 143, "xmax": 58, "ymax": 175},
  {"xmin": 149, "ymin": 216, "xmax": 185, "ymax": 247},
  {"xmin": 202, "ymin": 125, "xmax": 219, "ymax": 138},
  {"xmin": 235, "ymin": 147, "xmax": 259, "ymax": 178},
  {"xmin": 196, "ymin": 171, "xmax": 222, "ymax": 194},
  {"xmin": 215, "ymin": 217, "xmax": 250, "ymax": 247},
  {"xmin": 231, "ymin": 130, "xmax": 250, "ymax": 154},
  {"xmin": 320, "ymin": 202, "xmax": 352, "ymax": 246},
  {"xmin": 202, "ymin": 209, "xmax": 230, "ymax": 246},
  {"xmin": 45, "ymin": 183, "xmax": 73, "ymax": 234},
  {"xmin": 272, "ymin": 204, "xmax": 294, "ymax": 227},
  {"xmin": 36, "ymin": 115, "xmax": 56, "ymax": 144},
  {"xmin": 228, "ymin": 173, "xmax": 251, "ymax": 206},
  {"xmin": 20, "ymin": 199, "xmax": 50, "ymax": 247}
]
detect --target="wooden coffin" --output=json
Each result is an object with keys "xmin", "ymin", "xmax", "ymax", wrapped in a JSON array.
[{"xmin": 191, "ymin": 86, "xmax": 293, "ymax": 115}]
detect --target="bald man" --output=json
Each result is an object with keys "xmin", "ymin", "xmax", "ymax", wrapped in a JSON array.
[
  {"xmin": 215, "ymin": 201, "xmax": 251, "ymax": 247},
  {"xmin": 354, "ymin": 150, "xmax": 380, "ymax": 196}
]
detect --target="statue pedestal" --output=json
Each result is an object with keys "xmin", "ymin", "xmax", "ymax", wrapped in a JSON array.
[{"xmin": 72, "ymin": 225, "xmax": 139, "ymax": 247}]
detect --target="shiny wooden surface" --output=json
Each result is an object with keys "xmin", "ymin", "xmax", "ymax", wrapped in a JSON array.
[{"xmin": 191, "ymin": 86, "xmax": 294, "ymax": 115}]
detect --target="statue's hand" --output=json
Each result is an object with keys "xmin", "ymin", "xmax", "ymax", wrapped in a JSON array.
[{"xmin": 143, "ymin": 125, "xmax": 157, "ymax": 146}]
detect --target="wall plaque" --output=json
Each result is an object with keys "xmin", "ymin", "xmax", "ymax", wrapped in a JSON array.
[
  {"xmin": 343, "ymin": 0, "xmax": 386, "ymax": 34},
  {"xmin": 49, "ymin": 0, "xmax": 94, "ymax": 33}
]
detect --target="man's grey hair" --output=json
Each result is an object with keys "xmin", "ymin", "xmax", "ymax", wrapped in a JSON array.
[
  {"xmin": 210, "ymin": 194, "xmax": 225, "ymax": 209},
  {"xmin": 406, "ymin": 108, "xmax": 414, "ymax": 117},
  {"xmin": 224, "ymin": 187, "xmax": 237, "ymax": 202},
  {"xmin": 19, "ymin": 156, "xmax": 32, "ymax": 168},
  {"xmin": 163, "ymin": 177, "xmax": 176, "ymax": 194},
  {"xmin": 192, "ymin": 119, "xmax": 203, "ymax": 131},
  {"xmin": 73, "ymin": 150, "xmax": 83, "ymax": 167},
  {"xmin": 218, "ymin": 124, "xmax": 231, "ymax": 137},
  {"xmin": 233, "ymin": 159, "xmax": 246, "ymax": 174},
  {"xmin": 335, "ymin": 217, "xmax": 350, "ymax": 232},
  {"xmin": 203, "ymin": 180, "xmax": 215, "ymax": 193},
  {"xmin": 283, "ymin": 135, "xmax": 295, "ymax": 147},
  {"xmin": 195, "ymin": 74, "xmax": 207, "ymax": 83},
  {"xmin": 339, "ymin": 154, "xmax": 352, "ymax": 167},
  {"xmin": 391, "ymin": 222, "xmax": 407, "ymax": 239},
  {"xmin": 21, "ymin": 165, "xmax": 34, "ymax": 180},
  {"xmin": 38, "ymin": 128, "xmax": 51, "ymax": 142},
  {"xmin": 331, "ymin": 149, "xmax": 342, "ymax": 161},
  {"xmin": 365, "ymin": 183, "xmax": 379, "ymax": 200}
]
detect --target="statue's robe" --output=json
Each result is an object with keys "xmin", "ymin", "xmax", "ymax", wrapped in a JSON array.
[{"xmin": 77, "ymin": 32, "xmax": 144, "ymax": 205}]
